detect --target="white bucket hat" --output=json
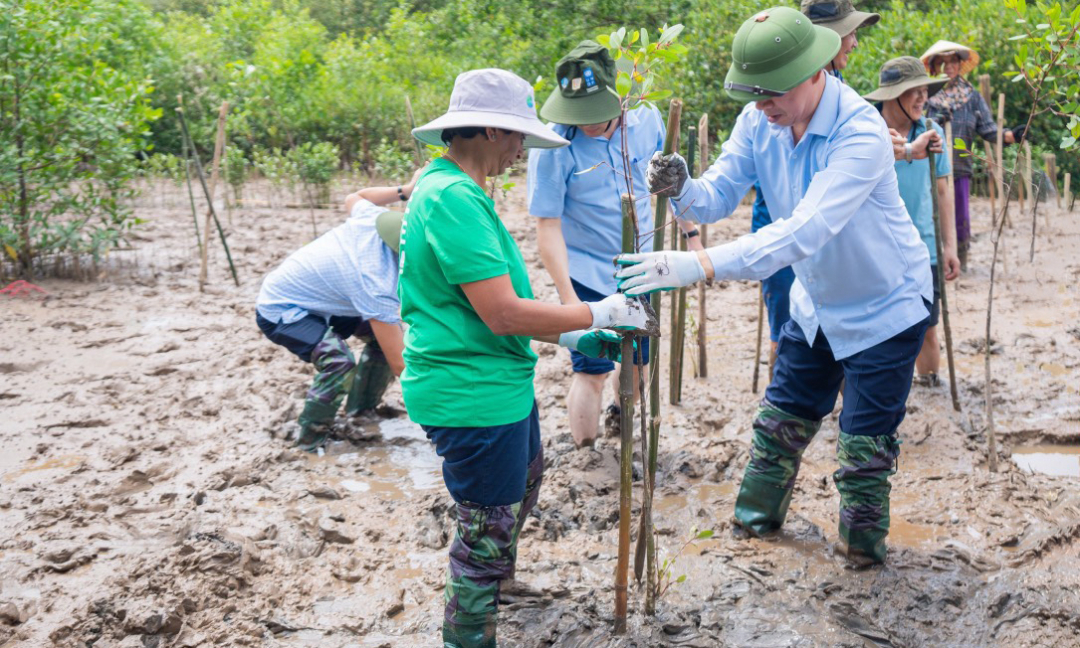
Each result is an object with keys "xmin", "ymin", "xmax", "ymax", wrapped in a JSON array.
[{"xmin": 412, "ymin": 69, "xmax": 570, "ymax": 150}]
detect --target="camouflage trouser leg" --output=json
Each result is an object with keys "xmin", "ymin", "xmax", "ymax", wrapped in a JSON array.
[
  {"xmin": 733, "ymin": 399, "xmax": 822, "ymax": 536},
  {"xmin": 833, "ymin": 432, "xmax": 900, "ymax": 564},
  {"xmin": 344, "ymin": 342, "xmax": 393, "ymax": 416},
  {"xmin": 296, "ymin": 329, "xmax": 356, "ymax": 450},
  {"xmin": 443, "ymin": 449, "xmax": 543, "ymax": 647}
]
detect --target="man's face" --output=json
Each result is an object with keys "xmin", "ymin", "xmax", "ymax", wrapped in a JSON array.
[
  {"xmin": 831, "ymin": 30, "xmax": 858, "ymax": 71},
  {"xmin": 580, "ymin": 119, "xmax": 615, "ymax": 139},
  {"xmin": 897, "ymin": 86, "xmax": 929, "ymax": 120},
  {"xmin": 754, "ymin": 71, "xmax": 821, "ymax": 127}
]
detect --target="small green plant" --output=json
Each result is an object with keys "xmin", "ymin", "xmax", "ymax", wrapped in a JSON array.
[
  {"xmin": 372, "ymin": 138, "xmax": 414, "ymax": 183},
  {"xmin": 222, "ymin": 146, "xmax": 248, "ymax": 206},
  {"xmin": 289, "ymin": 142, "xmax": 339, "ymax": 207},
  {"xmin": 655, "ymin": 528, "xmax": 714, "ymax": 600}
]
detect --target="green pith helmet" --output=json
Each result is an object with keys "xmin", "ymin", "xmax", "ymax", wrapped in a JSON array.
[
  {"xmin": 863, "ymin": 56, "xmax": 947, "ymax": 103},
  {"xmin": 540, "ymin": 40, "xmax": 621, "ymax": 126},
  {"xmin": 800, "ymin": 0, "xmax": 880, "ymax": 37},
  {"xmin": 724, "ymin": 7, "xmax": 841, "ymax": 103},
  {"xmin": 375, "ymin": 209, "xmax": 403, "ymax": 253}
]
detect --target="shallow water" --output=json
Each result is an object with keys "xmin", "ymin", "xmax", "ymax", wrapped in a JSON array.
[{"xmin": 1012, "ymin": 444, "xmax": 1080, "ymax": 478}]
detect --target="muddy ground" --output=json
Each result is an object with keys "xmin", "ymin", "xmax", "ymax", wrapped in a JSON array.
[{"xmin": 2, "ymin": 178, "xmax": 1078, "ymax": 648}]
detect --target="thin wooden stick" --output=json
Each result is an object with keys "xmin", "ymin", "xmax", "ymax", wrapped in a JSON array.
[
  {"xmin": 179, "ymin": 114, "xmax": 203, "ymax": 258},
  {"xmin": 696, "ymin": 114, "xmax": 709, "ymax": 379},
  {"xmin": 995, "ymin": 94, "xmax": 1005, "ymax": 226},
  {"xmin": 1064, "ymin": 172, "xmax": 1072, "ymax": 211},
  {"xmin": 198, "ymin": 102, "xmax": 229, "ymax": 292},
  {"xmin": 614, "ymin": 195, "xmax": 635, "ymax": 636},
  {"xmin": 1043, "ymin": 152, "xmax": 1058, "ymax": 212},
  {"xmin": 944, "ymin": 121, "xmax": 956, "ymax": 218},
  {"xmin": 928, "ymin": 138, "xmax": 961, "ymax": 412},
  {"xmin": 978, "ymin": 75, "xmax": 996, "ymax": 214},
  {"xmin": 1018, "ymin": 140, "xmax": 1027, "ymax": 215},
  {"xmin": 670, "ymin": 126, "xmax": 695, "ymax": 405},
  {"xmin": 752, "ymin": 289, "xmax": 764, "ymax": 393}
]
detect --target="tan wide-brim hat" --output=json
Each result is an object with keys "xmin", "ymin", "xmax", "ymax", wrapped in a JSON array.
[
  {"xmin": 920, "ymin": 40, "xmax": 980, "ymax": 76},
  {"xmin": 412, "ymin": 68, "xmax": 569, "ymax": 150}
]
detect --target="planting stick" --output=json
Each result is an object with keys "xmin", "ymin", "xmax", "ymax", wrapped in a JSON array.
[
  {"xmin": 1018, "ymin": 141, "xmax": 1027, "ymax": 215},
  {"xmin": 636, "ymin": 100, "xmax": 681, "ymax": 616},
  {"xmin": 944, "ymin": 121, "xmax": 956, "ymax": 216},
  {"xmin": 404, "ymin": 96, "xmax": 424, "ymax": 165},
  {"xmin": 179, "ymin": 120, "xmax": 203, "ymax": 258},
  {"xmin": 928, "ymin": 142, "xmax": 960, "ymax": 412},
  {"xmin": 670, "ymin": 127, "xmax": 695, "ymax": 404},
  {"xmin": 996, "ymin": 94, "xmax": 1005, "ymax": 228},
  {"xmin": 696, "ymin": 114, "xmax": 709, "ymax": 378},
  {"xmin": 978, "ymin": 76, "xmax": 996, "ymax": 213},
  {"xmin": 177, "ymin": 106, "xmax": 239, "ymax": 288},
  {"xmin": 1043, "ymin": 152, "xmax": 1058, "ymax": 211},
  {"xmin": 1064, "ymin": 172, "xmax": 1072, "ymax": 211},
  {"xmin": 752, "ymin": 290, "xmax": 764, "ymax": 393},
  {"xmin": 198, "ymin": 102, "xmax": 229, "ymax": 291},
  {"xmin": 614, "ymin": 196, "xmax": 635, "ymax": 635}
]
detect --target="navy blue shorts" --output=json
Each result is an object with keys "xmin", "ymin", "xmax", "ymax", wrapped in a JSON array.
[
  {"xmin": 761, "ymin": 267, "xmax": 796, "ymax": 343},
  {"xmin": 423, "ymin": 404, "xmax": 541, "ymax": 507},
  {"xmin": 256, "ymin": 312, "xmax": 373, "ymax": 363},
  {"xmin": 765, "ymin": 308, "xmax": 930, "ymax": 436},
  {"xmin": 570, "ymin": 278, "xmax": 649, "ymax": 374}
]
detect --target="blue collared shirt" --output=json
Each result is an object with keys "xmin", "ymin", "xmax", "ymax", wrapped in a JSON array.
[
  {"xmin": 526, "ymin": 105, "xmax": 664, "ymax": 294},
  {"xmin": 893, "ymin": 115, "xmax": 951, "ymax": 264},
  {"xmin": 675, "ymin": 74, "xmax": 932, "ymax": 359}
]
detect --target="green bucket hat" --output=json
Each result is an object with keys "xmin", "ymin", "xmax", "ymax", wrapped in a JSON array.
[
  {"xmin": 800, "ymin": 0, "xmax": 880, "ymax": 37},
  {"xmin": 863, "ymin": 56, "xmax": 947, "ymax": 102},
  {"xmin": 724, "ymin": 7, "xmax": 841, "ymax": 103},
  {"xmin": 375, "ymin": 209, "xmax": 403, "ymax": 253},
  {"xmin": 540, "ymin": 40, "xmax": 621, "ymax": 126}
]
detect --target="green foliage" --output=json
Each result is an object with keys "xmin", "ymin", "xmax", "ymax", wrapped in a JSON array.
[
  {"xmin": 371, "ymin": 138, "xmax": 414, "ymax": 183},
  {"xmin": 142, "ymin": 153, "xmax": 187, "ymax": 187},
  {"xmin": 288, "ymin": 141, "xmax": 338, "ymax": 205},
  {"xmin": 0, "ymin": 0, "xmax": 161, "ymax": 275},
  {"xmin": 223, "ymin": 145, "xmax": 248, "ymax": 201},
  {"xmin": 598, "ymin": 24, "xmax": 688, "ymax": 110}
]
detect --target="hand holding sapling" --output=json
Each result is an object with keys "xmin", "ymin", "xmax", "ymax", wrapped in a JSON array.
[{"xmin": 646, "ymin": 152, "xmax": 689, "ymax": 197}]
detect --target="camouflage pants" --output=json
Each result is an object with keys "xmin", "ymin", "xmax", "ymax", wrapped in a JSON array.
[
  {"xmin": 445, "ymin": 448, "xmax": 544, "ymax": 629},
  {"xmin": 301, "ymin": 328, "xmax": 357, "ymax": 425}
]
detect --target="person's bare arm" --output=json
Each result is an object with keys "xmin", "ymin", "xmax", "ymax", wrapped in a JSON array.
[
  {"xmin": 460, "ymin": 274, "xmax": 592, "ymax": 337},
  {"xmin": 675, "ymin": 218, "xmax": 705, "ymax": 252},
  {"xmin": 345, "ymin": 166, "xmax": 425, "ymax": 212},
  {"xmin": 535, "ymin": 217, "xmax": 579, "ymax": 304},
  {"xmin": 937, "ymin": 176, "xmax": 960, "ymax": 280},
  {"xmin": 369, "ymin": 320, "xmax": 405, "ymax": 376}
]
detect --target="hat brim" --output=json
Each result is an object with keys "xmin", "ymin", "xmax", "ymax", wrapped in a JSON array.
[
  {"xmin": 817, "ymin": 10, "xmax": 880, "ymax": 37},
  {"xmin": 920, "ymin": 40, "xmax": 980, "ymax": 76},
  {"xmin": 724, "ymin": 25, "xmax": 841, "ymax": 103},
  {"xmin": 863, "ymin": 77, "xmax": 947, "ymax": 102},
  {"xmin": 412, "ymin": 110, "xmax": 570, "ymax": 149},
  {"xmin": 375, "ymin": 209, "xmax": 403, "ymax": 253},
  {"xmin": 540, "ymin": 87, "xmax": 621, "ymax": 125}
]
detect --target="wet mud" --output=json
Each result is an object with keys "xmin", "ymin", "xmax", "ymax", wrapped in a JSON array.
[{"xmin": 1, "ymin": 181, "xmax": 1077, "ymax": 647}]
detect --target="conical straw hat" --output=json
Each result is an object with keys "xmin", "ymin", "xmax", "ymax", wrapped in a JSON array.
[{"xmin": 920, "ymin": 40, "xmax": 979, "ymax": 76}]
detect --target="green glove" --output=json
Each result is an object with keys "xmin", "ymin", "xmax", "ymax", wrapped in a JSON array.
[{"xmin": 558, "ymin": 329, "xmax": 626, "ymax": 361}]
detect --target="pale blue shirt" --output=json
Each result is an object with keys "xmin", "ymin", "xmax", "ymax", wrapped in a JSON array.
[
  {"xmin": 675, "ymin": 75, "xmax": 932, "ymax": 359},
  {"xmin": 527, "ymin": 105, "xmax": 664, "ymax": 294},
  {"xmin": 893, "ymin": 116, "xmax": 951, "ymax": 264},
  {"xmin": 257, "ymin": 199, "xmax": 401, "ymax": 325}
]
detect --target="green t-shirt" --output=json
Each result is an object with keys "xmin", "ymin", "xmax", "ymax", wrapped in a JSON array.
[{"xmin": 398, "ymin": 158, "xmax": 537, "ymax": 427}]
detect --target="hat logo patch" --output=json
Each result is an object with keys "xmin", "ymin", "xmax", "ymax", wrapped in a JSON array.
[
  {"xmin": 571, "ymin": 77, "xmax": 582, "ymax": 91},
  {"xmin": 527, "ymin": 95, "xmax": 534, "ymax": 108},
  {"xmin": 560, "ymin": 77, "xmax": 569, "ymax": 89}
]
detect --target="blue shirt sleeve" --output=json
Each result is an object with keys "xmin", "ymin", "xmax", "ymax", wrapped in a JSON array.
[
  {"xmin": 672, "ymin": 103, "xmax": 759, "ymax": 224},
  {"xmin": 527, "ymin": 141, "xmax": 570, "ymax": 219}
]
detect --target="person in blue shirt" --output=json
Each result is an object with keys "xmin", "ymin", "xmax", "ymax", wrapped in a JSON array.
[
  {"xmin": 528, "ymin": 40, "xmax": 701, "ymax": 447},
  {"xmin": 256, "ymin": 172, "xmax": 419, "ymax": 451},
  {"xmin": 866, "ymin": 56, "xmax": 961, "ymax": 388},
  {"xmin": 616, "ymin": 7, "xmax": 933, "ymax": 565},
  {"xmin": 752, "ymin": 0, "xmax": 881, "ymax": 374}
]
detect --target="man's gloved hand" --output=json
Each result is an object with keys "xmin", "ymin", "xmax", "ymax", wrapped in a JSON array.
[
  {"xmin": 586, "ymin": 293, "xmax": 656, "ymax": 332},
  {"xmin": 646, "ymin": 151, "xmax": 689, "ymax": 197},
  {"xmin": 558, "ymin": 329, "xmax": 625, "ymax": 361},
  {"xmin": 614, "ymin": 250, "xmax": 706, "ymax": 296},
  {"xmin": 1010, "ymin": 124, "xmax": 1026, "ymax": 143}
]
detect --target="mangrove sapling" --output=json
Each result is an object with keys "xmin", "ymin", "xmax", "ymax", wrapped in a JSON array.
[{"xmin": 654, "ymin": 528, "xmax": 714, "ymax": 601}]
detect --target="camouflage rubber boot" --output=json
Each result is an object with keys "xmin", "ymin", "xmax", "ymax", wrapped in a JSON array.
[
  {"xmin": 442, "ymin": 618, "xmax": 496, "ymax": 648},
  {"xmin": 295, "ymin": 329, "xmax": 356, "ymax": 451},
  {"xmin": 733, "ymin": 400, "xmax": 822, "ymax": 536},
  {"xmin": 833, "ymin": 432, "xmax": 900, "ymax": 566},
  {"xmin": 344, "ymin": 344, "xmax": 393, "ymax": 416}
]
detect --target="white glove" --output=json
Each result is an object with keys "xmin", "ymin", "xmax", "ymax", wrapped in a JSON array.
[
  {"xmin": 586, "ymin": 293, "xmax": 655, "ymax": 332},
  {"xmin": 614, "ymin": 250, "xmax": 706, "ymax": 296},
  {"xmin": 557, "ymin": 329, "xmax": 624, "ymax": 360},
  {"xmin": 646, "ymin": 151, "xmax": 689, "ymax": 197}
]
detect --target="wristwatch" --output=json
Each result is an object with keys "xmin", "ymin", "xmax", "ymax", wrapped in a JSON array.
[
  {"xmin": 683, "ymin": 229, "xmax": 700, "ymax": 239},
  {"xmin": 396, "ymin": 186, "xmax": 407, "ymax": 201},
  {"xmin": 904, "ymin": 142, "xmax": 913, "ymax": 163}
]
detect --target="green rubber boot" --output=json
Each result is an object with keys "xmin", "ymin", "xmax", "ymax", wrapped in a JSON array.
[
  {"xmin": 344, "ymin": 345, "xmax": 393, "ymax": 416},
  {"xmin": 442, "ymin": 619, "xmax": 496, "ymax": 648},
  {"xmin": 833, "ymin": 432, "xmax": 900, "ymax": 566},
  {"xmin": 733, "ymin": 400, "xmax": 822, "ymax": 536},
  {"xmin": 295, "ymin": 399, "xmax": 338, "ymax": 452}
]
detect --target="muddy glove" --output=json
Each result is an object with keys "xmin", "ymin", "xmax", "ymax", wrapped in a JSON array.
[
  {"xmin": 558, "ymin": 329, "xmax": 624, "ymax": 361},
  {"xmin": 646, "ymin": 151, "xmax": 689, "ymax": 198},
  {"xmin": 614, "ymin": 250, "xmax": 706, "ymax": 297},
  {"xmin": 1010, "ymin": 124, "xmax": 1026, "ymax": 143},
  {"xmin": 586, "ymin": 293, "xmax": 655, "ymax": 332}
]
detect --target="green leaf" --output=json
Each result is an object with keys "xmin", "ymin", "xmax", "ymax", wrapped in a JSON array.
[
  {"xmin": 696, "ymin": 529, "xmax": 714, "ymax": 539},
  {"xmin": 676, "ymin": 574, "xmax": 687, "ymax": 583},
  {"xmin": 640, "ymin": 28, "xmax": 649, "ymax": 48},
  {"xmin": 953, "ymin": 138, "xmax": 967, "ymax": 151},
  {"xmin": 616, "ymin": 71, "xmax": 632, "ymax": 96},
  {"xmin": 659, "ymin": 23, "xmax": 684, "ymax": 45}
]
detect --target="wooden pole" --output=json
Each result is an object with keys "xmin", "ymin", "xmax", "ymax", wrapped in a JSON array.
[
  {"xmin": 752, "ymin": 290, "xmax": 765, "ymax": 393},
  {"xmin": 636, "ymin": 100, "xmax": 681, "ymax": 616},
  {"xmin": 178, "ymin": 106, "xmax": 203, "ymax": 258},
  {"xmin": 198, "ymin": 101, "xmax": 229, "ymax": 292},
  {"xmin": 944, "ymin": 121, "xmax": 956, "ymax": 230},
  {"xmin": 615, "ymin": 195, "xmax": 635, "ymax": 636},
  {"xmin": 978, "ymin": 75, "xmax": 996, "ymax": 214},
  {"xmin": 996, "ymin": 93, "xmax": 1005, "ymax": 228},
  {"xmin": 1018, "ymin": 140, "xmax": 1027, "ymax": 215},
  {"xmin": 696, "ymin": 114, "xmax": 709, "ymax": 379},
  {"xmin": 1064, "ymin": 172, "xmax": 1072, "ymax": 212},
  {"xmin": 928, "ymin": 140, "xmax": 961, "ymax": 412},
  {"xmin": 670, "ymin": 126, "xmax": 695, "ymax": 405},
  {"xmin": 1043, "ymin": 152, "xmax": 1058, "ymax": 211}
]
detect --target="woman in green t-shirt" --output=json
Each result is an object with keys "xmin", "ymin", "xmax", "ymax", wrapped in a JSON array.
[{"xmin": 402, "ymin": 68, "xmax": 653, "ymax": 647}]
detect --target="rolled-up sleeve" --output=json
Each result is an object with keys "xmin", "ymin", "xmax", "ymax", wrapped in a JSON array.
[
  {"xmin": 672, "ymin": 104, "xmax": 757, "ymax": 224},
  {"xmin": 706, "ymin": 123, "xmax": 892, "ymax": 281}
]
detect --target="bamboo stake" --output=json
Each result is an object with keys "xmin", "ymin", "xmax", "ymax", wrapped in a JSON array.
[
  {"xmin": 669, "ymin": 126, "xmax": 695, "ymax": 405},
  {"xmin": 928, "ymin": 140, "xmax": 961, "ymax": 412},
  {"xmin": 978, "ymin": 75, "xmax": 997, "ymax": 214},
  {"xmin": 614, "ymin": 196, "xmax": 635, "ymax": 635},
  {"xmin": 752, "ymin": 290, "xmax": 764, "ymax": 393},
  {"xmin": 995, "ymin": 94, "xmax": 1005, "ymax": 227},
  {"xmin": 1064, "ymin": 172, "xmax": 1072, "ymax": 211},
  {"xmin": 1018, "ymin": 140, "xmax": 1027, "ymax": 215},
  {"xmin": 944, "ymin": 121, "xmax": 956, "ymax": 218},
  {"xmin": 696, "ymin": 114, "xmax": 709, "ymax": 379},
  {"xmin": 635, "ymin": 100, "xmax": 681, "ymax": 616},
  {"xmin": 198, "ymin": 102, "xmax": 229, "ymax": 292},
  {"xmin": 1043, "ymin": 152, "xmax": 1058, "ymax": 211},
  {"xmin": 178, "ymin": 113, "xmax": 203, "ymax": 258},
  {"xmin": 177, "ymin": 106, "xmax": 239, "ymax": 287}
]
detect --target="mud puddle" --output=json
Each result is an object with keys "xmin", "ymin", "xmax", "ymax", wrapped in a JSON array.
[
  {"xmin": 312, "ymin": 417, "xmax": 442, "ymax": 498},
  {"xmin": 1012, "ymin": 444, "xmax": 1080, "ymax": 477}
]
